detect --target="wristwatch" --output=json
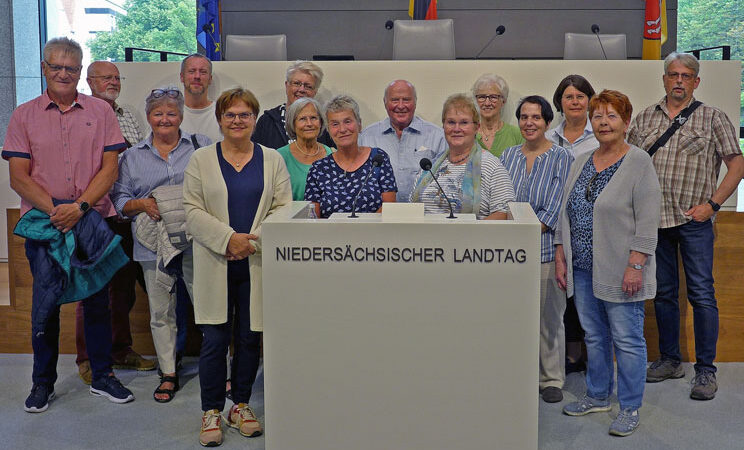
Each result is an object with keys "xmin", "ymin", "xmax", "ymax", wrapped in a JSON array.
[
  {"xmin": 78, "ymin": 201, "xmax": 90, "ymax": 213},
  {"xmin": 628, "ymin": 263, "xmax": 643, "ymax": 270},
  {"xmin": 707, "ymin": 199, "xmax": 721, "ymax": 212}
]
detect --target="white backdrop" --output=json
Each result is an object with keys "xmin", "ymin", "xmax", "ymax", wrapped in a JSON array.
[{"xmin": 0, "ymin": 59, "xmax": 740, "ymax": 260}]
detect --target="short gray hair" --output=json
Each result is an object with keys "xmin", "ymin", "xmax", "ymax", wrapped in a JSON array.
[
  {"xmin": 180, "ymin": 53, "xmax": 213, "ymax": 75},
  {"xmin": 145, "ymin": 86, "xmax": 184, "ymax": 116},
  {"xmin": 43, "ymin": 37, "xmax": 83, "ymax": 65},
  {"xmin": 471, "ymin": 73, "xmax": 510, "ymax": 102},
  {"xmin": 664, "ymin": 52, "xmax": 700, "ymax": 77},
  {"xmin": 285, "ymin": 97, "xmax": 326, "ymax": 140},
  {"xmin": 383, "ymin": 80, "xmax": 417, "ymax": 103},
  {"xmin": 286, "ymin": 61, "xmax": 324, "ymax": 89},
  {"xmin": 325, "ymin": 95, "xmax": 361, "ymax": 126}
]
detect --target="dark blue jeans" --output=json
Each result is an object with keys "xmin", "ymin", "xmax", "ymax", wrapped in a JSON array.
[
  {"xmin": 655, "ymin": 219, "xmax": 717, "ymax": 374},
  {"xmin": 32, "ymin": 286, "xmax": 113, "ymax": 387},
  {"xmin": 199, "ymin": 261, "xmax": 261, "ymax": 411}
]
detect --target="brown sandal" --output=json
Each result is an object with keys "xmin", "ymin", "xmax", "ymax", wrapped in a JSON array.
[{"xmin": 153, "ymin": 374, "xmax": 179, "ymax": 403}]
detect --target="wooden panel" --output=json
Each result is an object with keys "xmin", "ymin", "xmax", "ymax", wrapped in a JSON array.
[{"xmin": 645, "ymin": 212, "xmax": 744, "ymax": 362}]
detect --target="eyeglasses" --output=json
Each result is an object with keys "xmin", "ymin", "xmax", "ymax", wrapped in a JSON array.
[
  {"xmin": 289, "ymin": 80, "xmax": 315, "ymax": 91},
  {"xmin": 475, "ymin": 94, "xmax": 503, "ymax": 103},
  {"xmin": 584, "ymin": 172, "xmax": 600, "ymax": 202},
  {"xmin": 444, "ymin": 120, "xmax": 476, "ymax": 129},
  {"xmin": 150, "ymin": 89, "xmax": 181, "ymax": 99},
  {"xmin": 666, "ymin": 71, "xmax": 696, "ymax": 81},
  {"xmin": 44, "ymin": 61, "xmax": 82, "ymax": 75},
  {"xmin": 223, "ymin": 112, "xmax": 256, "ymax": 122},
  {"xmin": 89, "ymin": 75, "xmax": 124, "ymax": 82}
]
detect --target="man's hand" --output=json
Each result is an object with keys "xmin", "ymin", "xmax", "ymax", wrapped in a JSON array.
[
  {"xmin": 49, "ymin": 203, "xmax": 84, "ymax": 233},
  {"xmin": 226, "ymin": 233, "xmax": 258, "ymax": 261},
  {"xmin": 685, "ymin": 203, "xmax": 714, "ymax": 222}
]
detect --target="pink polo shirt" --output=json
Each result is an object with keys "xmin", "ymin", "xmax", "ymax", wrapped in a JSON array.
[{"xmin": 2, "ymin": 91, "xmax": 127, "ymax": 216}]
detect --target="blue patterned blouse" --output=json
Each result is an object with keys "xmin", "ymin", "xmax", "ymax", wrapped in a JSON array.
[
  {"xmin": 566, "ymin": 155, "xmax": 625, "ymax": 271},
  {"xmin": 305, "ymin": 148, "xmax": 398, "ymax": 218}
]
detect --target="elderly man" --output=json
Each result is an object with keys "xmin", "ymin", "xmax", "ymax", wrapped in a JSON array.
[
  {"xmin": 180, "ymin": 53, "xmax": 221, "ymax": 142},
  {"xmin": 252, "ymin": 60, "xmax": 334, "ymax": 149},
  {"xmin": 359, "ymin": 80, "xmax": 446, "ymax": 202},
  {"xmin": 3, "ymin": 37, "xmax": 134, "ymax": 412},
  {"xmin": 69, "ymin": 61, "xmax": 154, "ymax": 385},
  {"xmin": 627, "ymin": 52, "xmax": 744, "ymax": 401}
]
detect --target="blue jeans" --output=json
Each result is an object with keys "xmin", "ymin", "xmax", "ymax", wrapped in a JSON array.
[
  {"xmin": 199, "ymin": 260, "xmax": 261, "ymax": 411},
  {"xmin": 655, "ymin": 219, "xmax": 717, "ymax": 374},
  {"xmin": 573, "ymin": 268, "xmax": 647, "ymax": 411}
]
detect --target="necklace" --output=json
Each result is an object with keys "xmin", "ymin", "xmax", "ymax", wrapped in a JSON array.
[
  {"xmin": 224, "ymin": 149, "xmax": 252, "ymax": 168},
  {"xmin": 295, "ymin": 141, "xmax": 321, "ymax": 157},
  {"xmin": 449, "ymin": 152, "xmax": 470, "ymax": 165}
]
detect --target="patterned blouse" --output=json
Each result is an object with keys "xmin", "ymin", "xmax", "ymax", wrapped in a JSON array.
[
  {"xmin": 566, "ymin": 155, "xmax": 625, "ymax": 271},
  {"xmin": 305, "ymin": 148, "xmax": 397, "ymax": 218}
]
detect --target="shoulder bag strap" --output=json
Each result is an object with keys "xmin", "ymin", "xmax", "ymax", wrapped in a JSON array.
[{"xmin": 646, "ymin": 100, "xmax": 702, "ymax": 158}]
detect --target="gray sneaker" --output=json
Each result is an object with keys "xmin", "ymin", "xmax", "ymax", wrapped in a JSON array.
[
  {"xmin": 690, "ymin": 371, "xmax": 717, "ymax": 400},
  {"xmin": 562, "ymin": 395, "xmax": 611, "ymax": 416},
  {"xmin": 609, "ymin": 408, "xmax": 640, "ymax": 436},
  {"xmin": 646, "ymin": 359, "xmax": 684, "ymax": 382}
]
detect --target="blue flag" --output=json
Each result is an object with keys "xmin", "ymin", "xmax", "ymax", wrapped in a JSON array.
[{"xmin": 197, "ymin": 0, "xmax": 221, "ymax": 61}]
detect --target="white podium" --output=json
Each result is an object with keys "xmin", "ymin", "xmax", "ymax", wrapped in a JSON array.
[{"xmin": 262, "ymin": 202, "xmax": 541, "ymax": 450}]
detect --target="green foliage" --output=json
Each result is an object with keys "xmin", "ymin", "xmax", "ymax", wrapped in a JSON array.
[
  {"xmin": 678, "ymin": 0, "xmax": 744, "ymax": 125},
  {"xmin": 88, "ymin": 0, "xmax": 196, "ymax": 62}
]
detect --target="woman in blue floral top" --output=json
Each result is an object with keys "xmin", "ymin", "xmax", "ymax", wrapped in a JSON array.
[{"xmin": 305, "ymin": 95, "xmax": 397, "ymax": 218}]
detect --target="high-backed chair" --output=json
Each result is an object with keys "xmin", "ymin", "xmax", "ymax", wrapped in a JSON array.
[
  {"xmin": 392, "ymin": 19, "xmax": 455, "ymax": 60},
  {"xmin": 564, "ymin": 33, "xmax": 627, "ymax": 60},
  {"xmin": 224, "ymin": 34, "xmax": 287, "ymax": 61}
]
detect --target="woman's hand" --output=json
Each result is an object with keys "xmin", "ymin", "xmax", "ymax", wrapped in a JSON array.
[
  {"xmin": 555, "ymin": 244, "xmax": 567, "ymax": 291},
  {"xmin": 141, "ymin": 198, "xmax": 160, "ymax": 221},
  {"xmin": 622, "ymin": 266, "xmax": 643, "ymax": 297},
  {"xmin": 226, "ymin": 232, "xmax": 258, "ymax": 261}
]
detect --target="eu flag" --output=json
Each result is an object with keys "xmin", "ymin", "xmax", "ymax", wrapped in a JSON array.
[{"xmin": 197, "ymin": 0, "xmax": 221, "ymax": 61}]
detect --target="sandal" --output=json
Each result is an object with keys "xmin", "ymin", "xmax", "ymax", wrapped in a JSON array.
[{"xmin": 153, "ymin": 374, "xmax": 179, "ymax": 403}]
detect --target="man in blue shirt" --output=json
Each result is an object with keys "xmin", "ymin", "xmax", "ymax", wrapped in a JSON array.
[{"xmin": 359, "ymin": 80, "xmax": 446, "ymax": 202}]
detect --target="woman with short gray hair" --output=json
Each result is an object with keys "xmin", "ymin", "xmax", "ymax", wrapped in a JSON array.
[
  {"xmin": 471, "ymin": 73, "xmax": 523, "ymax": 157},
  {"xmin": 111, "ymin": 86, "xmax": 211, "ymax": 404},
  {"xmin": 276, "ymin": 97, "xmax": 334, "ymax": 200}
]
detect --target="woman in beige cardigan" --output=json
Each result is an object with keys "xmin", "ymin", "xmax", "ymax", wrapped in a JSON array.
[{"xmin": 183, "ymin": 87, "xmax": 291, "ymax": 447}]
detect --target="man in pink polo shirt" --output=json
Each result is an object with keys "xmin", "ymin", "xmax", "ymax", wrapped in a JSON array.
[{"xmin": 2, "ymin": 37, "xmax": 134, "ymax": 412}]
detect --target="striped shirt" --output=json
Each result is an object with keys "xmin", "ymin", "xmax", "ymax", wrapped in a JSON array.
[
  {"xmin": 111, "ymin": 131, "xmax": 211, "ymax": 261},
  {"xmin": 501, "ymin": 144, "xmax": 573, "ymax": 262},
  {"xmin": 114, "ymin": 103, "xmax": 143, "ymax": 148},
  {"xmin": 627, "ymin": 96, "xmax": 741, "ymax": 228},
  {"xmin": 413, "ymin": 150, "xmax": 515, "ymax": 219}
]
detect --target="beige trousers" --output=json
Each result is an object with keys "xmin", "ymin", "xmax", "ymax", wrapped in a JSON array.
[{"xmin": 539, "ymin": 261, "xmax": 566, "ymax": 390}]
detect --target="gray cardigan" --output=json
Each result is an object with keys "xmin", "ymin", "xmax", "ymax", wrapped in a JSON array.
[{"xmin": 555, "ymin": 145, "xmax": 661, "ymax": 302}]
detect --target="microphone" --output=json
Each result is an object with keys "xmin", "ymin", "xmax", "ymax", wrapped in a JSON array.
[
  {"xmin": 349, "ymin": 153, "xmax": 386, "ymax": 218},
  {"xmin": 591, "ymin": 24, "xmax": 608, "ymax": 60},
  {"xmin": 419, "ymin": 158, "xmax": 456, "ymax": 219},
  {"xmin": 385, "ymin": 20, "xmax": 394, "ymax": 30},
  {"xmin": 475, "ymin": 25, "xmax": 506, "ymax": 59}
]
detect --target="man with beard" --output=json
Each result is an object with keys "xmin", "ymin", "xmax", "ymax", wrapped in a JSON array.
[
  {"xmin": 180, "ymin": 53, "xmax": 221, "ymax": 142},
  {"xmin": 359, "ymin": 79, "xmax": 446, "ymax": 202}
]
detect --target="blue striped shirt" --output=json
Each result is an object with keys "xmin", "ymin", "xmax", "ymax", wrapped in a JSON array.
[
  {"xmin": 501, "ymin": 143, "xmax": 573, "ymax": 262},
  {"xmin": 110, "ymin": 130, "xmax": 211, "ymax": 261}
]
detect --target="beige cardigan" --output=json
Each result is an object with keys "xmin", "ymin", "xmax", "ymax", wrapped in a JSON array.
[{"xmin": 183, "ymin": 143, "xmax": 291, "ymax": 329}]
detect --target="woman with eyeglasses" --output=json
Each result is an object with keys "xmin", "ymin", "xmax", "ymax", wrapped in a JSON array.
[
  {"xmin": 410, "ymin": 93, "xmax": 515, "ymax": 219},
  {"xmin": 555, "ymin": 90, "xmax": 660, "ymax": 437},
  {"xmin": 471, "ymin": 73, "xmax": 524, "ymax": 157},
  {"xmin": 183, "ymin": 87, "xmax": 291, "ymax": 447},
  {"xmin": 111, "ymin": 86, "xmax": 211, "ymax": 404},
  {"xmin": 305, "ymin": 95, "xmax": 397, "ymax": 218},
  {"xmin": 276, "ymin": 97, "xmax": 334, "ymax": 200},
  {"xmin": 500, "ymin": 95, "xmax": 573, "ymax": 404}
]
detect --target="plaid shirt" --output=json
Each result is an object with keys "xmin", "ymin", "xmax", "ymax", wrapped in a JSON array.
[
  {"xmin": 627, "ymin": 96, "xmax": 741, "ymax": 229},
  {"xmin": 114, "ymin": 103, "xmax": 143, "ymax": 148}
]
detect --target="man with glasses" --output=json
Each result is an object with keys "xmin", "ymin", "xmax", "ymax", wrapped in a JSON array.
[
  {"xmin": 180, "ymin": 53, "xmax": 221, "ymax": 142},
  {"xmin": 627, "ymin": 52, "xmax": 744, "ymax": 401},
  {"xmin": 359, "ymin": 79, "xmax": 446, "ymax": 201},
  {"xmin": 252, "ymin": 60, "xmax": 334, "ymax": 149},
  {"xmin": 66, "ymin": 61, "xmax": 154, "ymax": 385},
  {"xmin": 2, "ymin": 37, "xmax": 134, "ymax": 412}
]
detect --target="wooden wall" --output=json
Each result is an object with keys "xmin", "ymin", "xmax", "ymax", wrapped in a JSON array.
[{"xmin": 3, "ymin": 208, "xmax": 744, "ymax": 361}]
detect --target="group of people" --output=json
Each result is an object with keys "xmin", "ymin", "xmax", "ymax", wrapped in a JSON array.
[{"xmin": 3, "ymin": 34, "xmax": 742, "ymax": 445}]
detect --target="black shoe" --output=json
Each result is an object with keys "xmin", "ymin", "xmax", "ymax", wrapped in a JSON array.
[
  {"xmin": 566, "ymin": 358, "xmax": 586, "ymax": 374},
  {"xmin": 541, "ymin": 386, "xmax": 564, "ymax": 403},
  {"xmin": 24, "ymin": 384, "xmax": 55, "ymax": 413},
  {"xmin": 90, "ymin": 375, "xmax": 135, "ymax": 403}
]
